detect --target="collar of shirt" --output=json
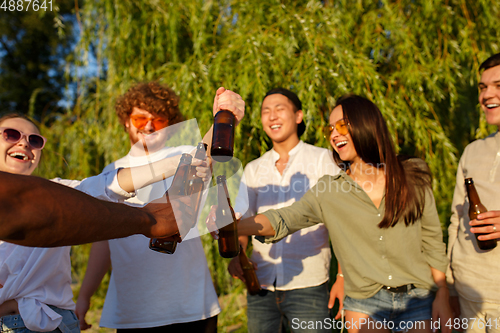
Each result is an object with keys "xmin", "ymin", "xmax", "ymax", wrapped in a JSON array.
[
  {"xmin": 269, "ymin": 140, "xmax": 304, "ymax": 169},
  {"xmin": 333, "ymin": 170, "xmax": 386, "ymax": 212}
]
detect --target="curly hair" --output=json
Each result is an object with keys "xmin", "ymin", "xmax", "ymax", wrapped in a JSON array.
[{"xmin": 115, "ymin": 82, "xmax": 184, "ymax": 127}]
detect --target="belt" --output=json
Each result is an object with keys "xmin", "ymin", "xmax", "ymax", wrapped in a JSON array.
[{"xmin": 383, "ymin": 284, "xmax": 415, "ymax": 293}]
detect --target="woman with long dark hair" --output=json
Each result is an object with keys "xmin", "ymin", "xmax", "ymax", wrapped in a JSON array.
[{"xmin": 237, "ymin": 95, "xmax": 452, "ymax": 332}]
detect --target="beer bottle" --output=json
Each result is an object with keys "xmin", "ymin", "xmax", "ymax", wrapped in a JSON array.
[
  {"xmin": 238, "ymin": 244, "xmax": 262, "ymax": 296},
  {"xmin": 465, "ymin": 178, "xmax": 497, "ymax": 250},
  {"xmin": 150, "ymin": 153, "xmax": 192, "ymax": 254},
  {"xmin": 211, "ymin": 110, "xmax": 235, "ymax": 162},
  {"xmin": 216, "ymin": 175, "xmax": 240, "ymax": 258},
  {"xmin": 185, "ymin": 142, "xmax": 208, "ymax": 228}
]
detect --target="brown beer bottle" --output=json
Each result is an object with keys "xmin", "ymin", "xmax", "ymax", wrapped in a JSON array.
[
  {"xmin": 238, "ymin": 244, "xmax": 262, "ymax": 296},
  {"xmin": 465, "ymin": 178, "xmax": 497, "ymax": 250},
  {"xmin": 211, "ymin": 110, "xmax": 235, "ymax": 162},
  {"xmin": 216, "ymin": 175, "xmax": 240, "ymax": 258},
  {"xmin": 149, "ymin": 153, "xmax": 192, "ymax": 254},
  {"xmin": 185, "ymin": 142, "xmax": 208, "ymax": 228}
]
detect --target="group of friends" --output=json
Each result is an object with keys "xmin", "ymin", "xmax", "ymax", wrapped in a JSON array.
[{"xmin": 0, "ymin": 52, "xmax": 499, "ymax": 333}]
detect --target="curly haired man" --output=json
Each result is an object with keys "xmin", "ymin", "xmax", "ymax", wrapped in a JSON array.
[{"xmin": 76, "ymin": 82, "xmax": 244, "ymax": 333}]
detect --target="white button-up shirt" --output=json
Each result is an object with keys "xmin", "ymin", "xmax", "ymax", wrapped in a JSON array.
[{"xmin": 234, "ymin": 141, "xmax": 340, "ymax": 291}]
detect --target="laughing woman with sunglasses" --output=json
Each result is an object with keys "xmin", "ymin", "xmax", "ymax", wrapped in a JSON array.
[
  {"xmin": 0, "ymin": 114, "xmax": 84, "ymax": 333},
  {"xmin": 0, "ymin": 114, "xmax": 212, "ymax": 333},
  {"xmin": 236, "ymin": 95, "xmax": 453, "ymax": 333}
]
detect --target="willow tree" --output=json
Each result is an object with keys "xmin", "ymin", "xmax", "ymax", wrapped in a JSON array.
[
  {"xmin": 36, "ymin": 0, "xmax": 500, "ymax": 330},
  {"xmin": 0, "ymin": 2, "xmax": 77, "ymax": 117}
]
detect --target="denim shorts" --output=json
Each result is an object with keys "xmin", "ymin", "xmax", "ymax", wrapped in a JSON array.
[
  {"xmin": 0, "ymin": 306, "xmax": 80, "ymax": 333},
  {"xmin": 343, "ymin": 287, "xmax": 434, "ymax": 332}
]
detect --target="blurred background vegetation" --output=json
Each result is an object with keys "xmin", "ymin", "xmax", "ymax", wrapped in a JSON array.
[{"xmin": 1, "ymin": 0, "xmax": 500, "ymax": 331}]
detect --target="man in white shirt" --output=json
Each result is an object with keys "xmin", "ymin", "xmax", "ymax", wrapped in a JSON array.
[
  {"xmin": 75, "ymin": 82, "xmax": 244, "ymax": 332},
  {"xmin": 228, "ymin": 88, "xmax": 343, "ymax": 333},
  {"xmin": 447, "ymin": 53, "xmax": 500, "ymax": 332}
]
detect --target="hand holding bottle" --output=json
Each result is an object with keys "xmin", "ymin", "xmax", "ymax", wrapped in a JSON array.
[
  {"xmin": 143, "ymin": 192, "xmax": 194, "ymax": 240},
  {"xmin": 465, "ymin": 178, "xmax": 498, "ymax": 250},
  {"xmin": 188, "ymin": 144, "xmax": 212, "ymax": 182},
  {"xmin": 469, "ymin": 210, "xmax": 500, "ymax": 241},
  {"xmin": 228, "ymin": 256, "xmax": 245, "ymax": 281},
  {"xmin": 212, "ymin": 87, "xmax": 245, "ymax": 125}
]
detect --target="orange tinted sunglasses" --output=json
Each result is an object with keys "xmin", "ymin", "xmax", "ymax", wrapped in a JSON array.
[
  {"xmin": 323, "ymin": 118, "xmax": 350, "ymax": 138},
  {"xmin": 130, "ymin": 114, "xmax": 169, "ymax": 131}
]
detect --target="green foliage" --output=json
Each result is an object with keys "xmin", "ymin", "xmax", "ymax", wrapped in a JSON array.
[
  {"xmin": 0, "ymin": 1, "xmax": 78, "ymax": 117},
  {"xmin": 32, "ymin": 0, "xmax": 500, "ymax": 330}
]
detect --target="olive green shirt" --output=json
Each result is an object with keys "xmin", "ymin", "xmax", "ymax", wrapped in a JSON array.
[{"xmin": 262, "ymin": 169, "xmax": 448, "ymax": 299}]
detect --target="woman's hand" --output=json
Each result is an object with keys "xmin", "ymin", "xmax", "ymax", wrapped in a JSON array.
[
  {"xmin": 430, "ymin": 267, "xmax": 452, "ymax": 333},
  {"xmin": 328, "ymin": 274, "xmax": 344, "ymax": 320},
  {"xmin": 449, "ymin": 295, "xmax": 461, "ymax": 320},
  {"xmin": 432, "ymin": 286, "xmax": 453, "ymax": 333}
]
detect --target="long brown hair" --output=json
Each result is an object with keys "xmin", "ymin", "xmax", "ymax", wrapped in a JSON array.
[{"xmin": 332, "ymin": 95, "xmax": 431, "ymax": 228}]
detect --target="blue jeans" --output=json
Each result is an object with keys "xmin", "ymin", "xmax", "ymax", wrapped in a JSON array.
[
  {"xmin": 0, "ymin": 306, "xmax": 80, "ymax": 333},
  {"xmin": 247, "ymin": 282, "xmax": 330, "ymax": 333},
  {"xmin": 343, "ymin": 287, "xmax": 435, "ymax": 332}
]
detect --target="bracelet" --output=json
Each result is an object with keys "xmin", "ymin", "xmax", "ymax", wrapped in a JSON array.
[{"xmin": 337, "ymin": 273, "xmax": 344, "ymax": 278}]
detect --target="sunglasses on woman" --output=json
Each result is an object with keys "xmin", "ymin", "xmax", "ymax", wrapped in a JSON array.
[
  {"xmin": 0, "ymin": 127, "xmax": 46, "ymax": 150},
  {"xmin": 130, "ymin": 114, "xmax": 169, "ymax": 131},
  {"xmin": 323, "ymin": 118, "xmax": 350, "ymax": 138}
]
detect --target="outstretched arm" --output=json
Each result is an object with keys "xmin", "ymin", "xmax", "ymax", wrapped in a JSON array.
[
  {"xmin": 116, "ymin": 154, "xmax": 210, "ymax": 193},
  {"xmin": 0, "ymin": 171, "xmax": 181, "ymax": 247}
]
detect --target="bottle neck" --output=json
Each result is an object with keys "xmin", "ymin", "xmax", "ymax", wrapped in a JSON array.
[
  {"xmin": 217, "ymin": 183, "xmax": 226, "ymax": 202},
  {"xmin": 194, "ymin": 143, "xmax": 208, "ymax": 160},
  {"xmin": 466, "ymin": 183, "xmax": 481, "ymax": 205}
]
